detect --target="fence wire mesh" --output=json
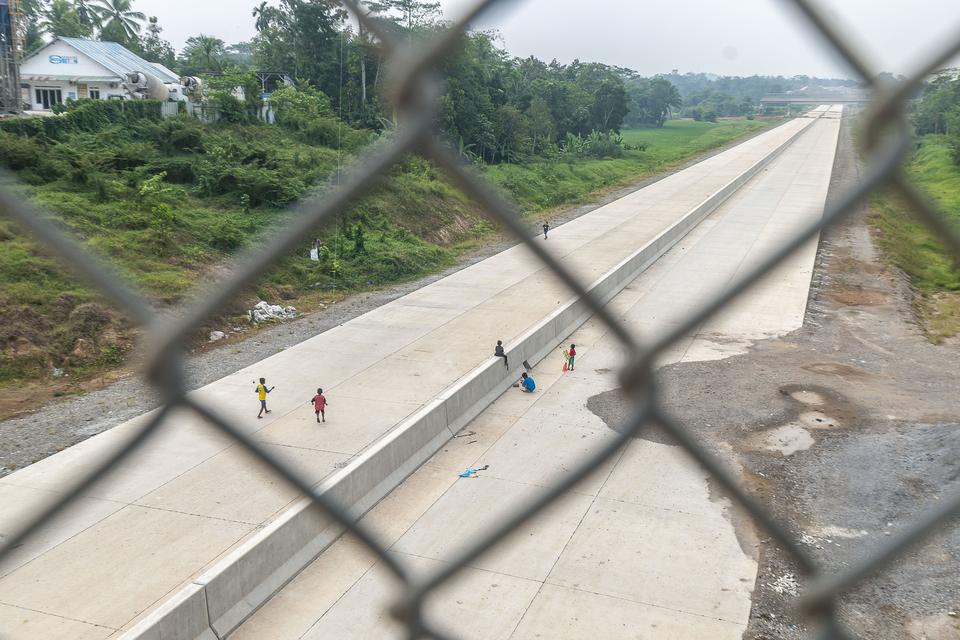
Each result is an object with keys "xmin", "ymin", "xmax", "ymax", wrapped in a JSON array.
[{"xmin": 1, "ymin": 0, "xmax": 960, "ymax": 638}]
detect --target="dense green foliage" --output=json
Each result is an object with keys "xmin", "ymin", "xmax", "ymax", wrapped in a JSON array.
[
  {"xmin": 0, "ymin": 99, "xmax": 460, "ymax": 383},
  {"xmin": 913, "ymin": 71, "xmax": 960, "ymax": 151}
]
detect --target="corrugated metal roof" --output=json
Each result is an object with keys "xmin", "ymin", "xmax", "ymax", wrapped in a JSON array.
[{"xmin": 58, "ymin": 37, "xmax": 180, "ymax": 84}]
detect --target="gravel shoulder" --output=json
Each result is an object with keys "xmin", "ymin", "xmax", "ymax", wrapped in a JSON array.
[
  {"xmin": 0, "ymin": 123, "xmax": 778, "ymax": 476},
  {"xmin": 647, "ymin": 115, "xmax": 960, "ymax": 638}
]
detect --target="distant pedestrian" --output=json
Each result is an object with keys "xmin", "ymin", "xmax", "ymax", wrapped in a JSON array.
[
  {"xmin": 310, "ymin": 388, "xmax": 329, "ymax": 423},
  {"xmin": 542, "ymin": 221, "xmax": 550, "ymax": 240},
  {"xmin": 494, "ymin": 340, "xmax": 509, "ymax": 369},
  {"xmin": 568, "ymin": 344, "xmax": 576, "ymax": 371},
  {"xmin": 519, "ymin": 372, "xmax": 536, "ymax": 393},
  {"xmin": 255, "ymin": 377, "xmax": 275, "ymax": 418}
]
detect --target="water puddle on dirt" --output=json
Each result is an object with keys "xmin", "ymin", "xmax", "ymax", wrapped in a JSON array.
[
  {"xmin": 790, "ymin": 390, "xmax": 825, "ymax": 405},
  {"xmin": 762, "ymin": 424, "xmax": 815, "ymax": 456},
  {"xmin": 799, "ymin": 410, "xmax": 841, "ymax": 430}
]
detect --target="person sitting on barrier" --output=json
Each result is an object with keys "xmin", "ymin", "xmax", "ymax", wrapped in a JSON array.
[
  {"xmin": 519, "ymin": 372, "xmax": 536, "ymax": 393},
  {"xmin": 494, "ymin": 340, "xmax": 509, "ymax": 369}
]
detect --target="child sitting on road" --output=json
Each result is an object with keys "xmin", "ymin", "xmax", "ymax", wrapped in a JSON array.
[{"xmin": 519, "ymin": 372, "xmax": 536, "ymax": 393}]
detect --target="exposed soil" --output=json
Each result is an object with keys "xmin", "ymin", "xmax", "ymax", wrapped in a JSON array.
[
  {"xmin": 630, "ymin": 115, "xmax": 960, "ymax": 638},
  {"xmin": 0, "ymin": 123, "xmax": 780, "ymax": 477}
]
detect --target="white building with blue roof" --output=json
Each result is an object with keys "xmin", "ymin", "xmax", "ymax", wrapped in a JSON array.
[{"xmin": 18, "ymin": 37, "xmax": 183, "ymax": 111}]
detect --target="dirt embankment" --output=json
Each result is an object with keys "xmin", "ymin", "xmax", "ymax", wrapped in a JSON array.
[{"xmin": 648, "ymin": 117, "xmax": 960, "ymax": 638}]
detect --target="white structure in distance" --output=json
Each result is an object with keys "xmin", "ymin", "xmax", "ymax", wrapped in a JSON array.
[{"xmin": 18, "ymin": 37, "xmax": 185, "ymax": 111}]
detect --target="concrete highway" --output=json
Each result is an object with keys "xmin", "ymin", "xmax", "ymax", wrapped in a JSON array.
[
  {"xmin": 0, "ymin": 107, "xmax": 839, "ymax": 639},
  {"xmin": 231, "ymin": 106, "xmax": 842, "ymax": 639}
]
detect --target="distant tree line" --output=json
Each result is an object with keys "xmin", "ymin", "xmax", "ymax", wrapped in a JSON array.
[
  {"xmin": 20, "ymin": 0, "xmax": 857, "ymax": 165},
  {"xmin": 913, "ymin": 70, "xmax": 960, "ymax": 161},
  {"xmin": 661, "ymin": 71, "xmax": 860, "ymax": 121}
]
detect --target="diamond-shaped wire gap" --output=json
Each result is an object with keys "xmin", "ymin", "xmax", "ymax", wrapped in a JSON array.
[
  {"xmin": 420, "ymin": 136, "xmax": 640, "ymax": 353},
  {"xmin": 803, "ymin": 483, "xmax": 960, "ymax": 613},
  {"xmin": 143, "ymin": 0, "xmax": 517, "ymax": 379},
  {"xmin": 182, "ymin": 396, "xmax": 411, "ymax": 579},
  {"xmin": 0, "ymin": 400, "xmax": 178, "ymax": 563},
  {"xmin": 620, "ymin": 118, "xmax": 909, "ymax": 392},
  {"xmin": 141, "ymin": 124, "xmax": 427, "ymax": 382},
  {"xmin": 387, "ymin": 0, "xmax": 520, "ymax": 100},
  {"xmin": 650, "ymin": 408, "xmax": 818, "ymax": 570},
  {"xmin": 890, "ymin": 174, "xmax": 960, "ymax": 261},
  {"xmin": 398, "ymin": 400, "xmax": 652, "ymax": 613},
  {"xmin": 781, "ymin": 0, "xmax": 879, "ymax": 81},
  {"xmin": 0, "ymin": 177, "xmax": 154, "ymax": 326}
]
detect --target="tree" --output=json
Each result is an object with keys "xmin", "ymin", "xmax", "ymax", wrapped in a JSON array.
[
  {"xmin": 252, "ymin": 0, "xmax": 347, "ymax": 97},
  {"xmin": 180, "ymin": 34, "xmax": 226, "ymax": 75},
  {"xmin": 493, "ymin": 104, "xmax": 528, "ymax": 162},
  {"xmin": 139, "ymin": 16, "xmax": 175, "ymax": 67},
  {"xmin": 591, "ymin": 79, "xmax": 628, "ymax": 131},
  {"xmin": 646, "ymin": 77, "xmax": 682, "ymax": 127},
  {"xmin": 252, "ymin": 1, "xmax": 271, "ymax": 32},
  {"xmin": 526, "ymin": 95, "xmax": 553, "ymax": 154},
  {"xmin": 379, "ymin": 0, "xmax": 441, "ymax": 33},
  {"xmin": 40, "ymin": 0, "xmax": 91, "ymax": 38},
  {"xmin": 18, "ymin": 0, "xmax": 47, "ymax": 53},
  {"xmin": 74, "ymin": 0, "xmax": 99, "ymax": 29},
  {"xmin": 92, "ymin": 0, "xmax": 145, "ymax": 42}
]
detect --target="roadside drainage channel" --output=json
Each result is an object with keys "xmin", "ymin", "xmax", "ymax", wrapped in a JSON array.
[{"xmin": 121, "ymin": 115, "xmax": 820, "ymax": 640}]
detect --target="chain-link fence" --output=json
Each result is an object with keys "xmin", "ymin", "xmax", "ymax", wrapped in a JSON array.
[{"xmin": 1, "ymin": 0, "xmax": 960, "ymax": 638}]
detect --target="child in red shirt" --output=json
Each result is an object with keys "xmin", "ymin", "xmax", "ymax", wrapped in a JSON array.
[
  {"xmin": 310, "ymin": 388, "xmax": 329, "ymax": 423},
  {"xmin": 568, "ymin": 344, "xmax": 576, "ymax": 371}
]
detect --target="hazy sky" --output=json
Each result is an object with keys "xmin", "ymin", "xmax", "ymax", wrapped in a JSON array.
[{"xmin": 135, "ymin": 0, "xmax": 960, "ymax": 79}]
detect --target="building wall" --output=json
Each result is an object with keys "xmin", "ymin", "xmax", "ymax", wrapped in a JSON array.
[{"xmin": 19, "ymin": 41, "xmax": 127, "ymax": 110}]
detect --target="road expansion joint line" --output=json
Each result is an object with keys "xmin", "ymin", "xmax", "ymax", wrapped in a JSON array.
[
  {"xmin": 127, "ymin": 502, "xmax": 263, "ymax": 527},
  {"xmin": 0, "ymin": 599, "xmax": 120, "ymax": 631},
  {"xmin": 538, "ymin": 579, "xmax": 749, "ymax": 627},
  {"xmin": 388, "ymin": 549, "xmax": 543, "ymax": 586},
  {"xmin": 292, "ymin": 545, "xmax": 383, "ymax": 640},
  {"xmin": 591, "ymin": 493, "xmax": 733, "ymax": 524},
  {"xmin": 247, "ymin": 439, "xmax": 354, "ymax": 457}
]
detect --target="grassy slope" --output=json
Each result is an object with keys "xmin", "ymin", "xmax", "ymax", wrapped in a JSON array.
[
  {"xmin": 0, "ymin": 116, "xmax": 770, "ymax": 402},
  {"xmin": 485, "ymin": 119, "xmax": 770, "ymax": 212},
  {"xmin": 870, "ymin": 134, "xmax": 960, "ymax": 341}
]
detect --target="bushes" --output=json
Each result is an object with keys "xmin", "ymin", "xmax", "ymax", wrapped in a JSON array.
[
  {"xmin": 0, "ymin": 132, "xmax": 43, "ymax": 170},
  {"xmin": 0, "ymin": 99, "xmax": 163, "ymax": 141}
]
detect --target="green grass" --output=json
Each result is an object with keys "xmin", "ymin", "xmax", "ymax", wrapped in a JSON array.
[
  {"xmin": 870, "ymin": 134, "xmax": 960, "ymax": 341},
  {"xmin": 484, "ymin": 118, "xmax": 771, "ymax": 212}
]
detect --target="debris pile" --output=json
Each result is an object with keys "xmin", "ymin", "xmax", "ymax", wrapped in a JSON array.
[{"xmin": 249, "ymin": 301, "xmax": 298, "ymax": 324}]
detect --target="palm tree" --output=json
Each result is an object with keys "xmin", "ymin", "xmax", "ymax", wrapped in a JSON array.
[
  {"xmin": 91, "ymin": 0, "xmax": 145, "ymax": 40},
  {"xmin": 40, "ymin": 0, "xmax": 90, "ymax": 37},
  {"xmin": 74, "ymin": 0, "xmax": 99, "ymax": 28},
  {"xmin": 252, "ymin": 1, "xmax": 269, "ymax": 32},
  {"xmin": 182, "ymin": 34, "xmax": 225, "ymax": 74}
]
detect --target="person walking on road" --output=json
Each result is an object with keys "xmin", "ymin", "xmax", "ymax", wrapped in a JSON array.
[
  {"xmin": 568, "ymin": 344, "xmax": 576, "ymax": 371},
  {"xmin": 542, "ymin": 221, "xmax": 550, "ymax": 240},
  {"xmin": 494, "ymin": 340, "xmax": 509, "ymax": 369},
  {"xmin": 519, "ymin": 372, "xmax": 536, "ymax": 393},
  {"xmin": 310, "ymin": 388, "xmax": 329, "ymax": 423},
  {"xmin": 256, "ymin": 377, "xmax": 275, "ymax": 418}
]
